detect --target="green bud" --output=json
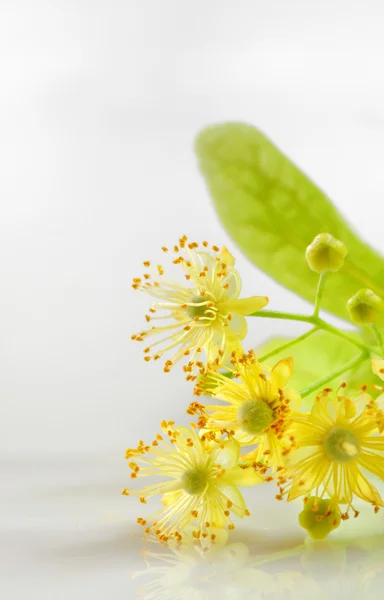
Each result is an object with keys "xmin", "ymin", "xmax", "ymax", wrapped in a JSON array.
[
  {"xmin": 298, "ymin": 496, "xmax": 341, "ymax": 540},
  {"xmin": 347, "ymin": 288, "xmax": 384, "ymax": 325},
  {"xmin": 305, "ymin": 233, "xmax": 347, "ymax": 273}
]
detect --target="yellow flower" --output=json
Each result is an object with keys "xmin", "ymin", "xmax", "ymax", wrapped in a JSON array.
[
  {"xmin": 131, "ymin": 236, "xmax": 268, "ymax": 378},
  {"xmin": 280, "ymin": 388, "xmax": 384, "ymax": 518},
  {"xmin": 123, "ymin": 422, "xmax": 263, "ymax": 543},
  {"xmin": 192, "ymin": 351, "xmax": 298, "ymax": 472}
]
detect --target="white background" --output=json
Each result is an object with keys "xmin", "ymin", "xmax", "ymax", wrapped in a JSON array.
[{"xmin": 2, "ymin": 1, "xmax": 384, "ymax": 597}]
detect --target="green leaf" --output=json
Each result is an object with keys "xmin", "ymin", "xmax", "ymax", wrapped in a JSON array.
[
  {"xmin": 195, "ymin": 123, "xmax": 384, "ymax": 323},
  {"xmin": 256, "ymin": 331, "xmax": 375, "ymax": 407}
]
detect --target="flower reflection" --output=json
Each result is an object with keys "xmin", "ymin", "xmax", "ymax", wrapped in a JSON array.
[
  {"xmin": 132, "ymin": 528, "xmax": 384, "ymax": 600},
  {"xmin": 134, "ymin": 529, "xmax": 258, "ymax": 600}
]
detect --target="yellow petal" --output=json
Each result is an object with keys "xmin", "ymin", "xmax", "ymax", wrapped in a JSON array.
[
  {"xmin": 288, "ymin": 456, "xmax": 329, "ymax": 500},
  {"xmin": 372, "ymin": 359, "xmax": 384, "ymax": 381},
  {"xmin": 227, "ymin": 314, "xmax": 248, "ymax": 340},
  {"xmin": 221, "ymin": 465, "xmax": 265, "ymax": 488},
  {"xmin": 347, "ymin": 462, "xmax": 384, "ymax": 506},
  {"xmin": 311, "ymin": 396, "xmax": 334, "ymax": 426},
  {"xmin": 284, "ymin": 386, "xmax": 301, "ymax": 410},
  {"xmin": 339, "ymin": 396, "xmax": 357, "ymax": 419},
  {"xmin": 211, "ymin": 438, "xmax": 240, "ymax": 469},
  {"xmin": 219, "ymin": 296, "xmax": 269, "ymax": 316},
  {"xmin": 226, "ymin": 338, "xmax": 245, "ymax": 359},
  {"xmin": 216, "ymin": 483, "xmax": 246, "ymax": 517},
  {"xmin": 205, "ymin": 330, "xmax": 245, "ymax": 365},
  {"xmin": 271, "ymin": 357, "xmax": 294, "ymax": 389},
  {"xmin": 220, "ymin": 246, "xmax": 236, "ymax": 267},
  {"xmin": 232, "ymin": 430, "xmax": 259, "ymax": 445},
  {"xmin": 211, "ymin": 507, "xmax": 227, "ymax": 529},
  {"xmin": 358, "ymin": 452, "xmax": 384, "ymax": 481}
]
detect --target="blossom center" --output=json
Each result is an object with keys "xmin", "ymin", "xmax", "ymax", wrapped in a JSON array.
[
  {"xmin": 182, "ymin": 467, "xmax": 209, "ymax": 495},
  {"xmin": 237, "ymin": 399, "xmax": 274, "ymax": 435},
  {"xmin": 186, "ymin": 295, "xmax": 216, "ymax": 320},
  {"xmin": 324, "ymin": 427, "xmax": 360, "ymax": 463}
]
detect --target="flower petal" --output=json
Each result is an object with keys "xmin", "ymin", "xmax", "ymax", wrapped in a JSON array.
[
  {"xmin": 271, "ymin": 357, "xmax": 294, "ymax": 389},
  {"xmin": 347, "ymin": 462, "xmax": 384, "ymax": 506},
  {"xmin": 221, "ymin": 465, "xmax": 265, "ymax": 487},
  {"xmin": 357, "ymin": 451, "xmax": 384, "ymax": 482},
  {"xmin": 211, "ymin": 437, "xmax": 241, "ymax": 469},
  {"xmin": 284, "ymin": 386, "xmax": 301, "ymax": 410},
  {"xmin": 227, "ymin": 314, "xmax": 248, "ymax": 340},
  {"xmin": 219, "ymin": 296, "xmax": 269, "ymax": 316},
  {"xmin": 340, "ymin": 396, "xmax": 357, "ymax": 419},
  {"xmin": 232, "ymin": 430, "xmax": 258, "ymax": 445},
  {"xmin": 220, "ymin": 246, "xmax": 236, "ymax": 267},
  {"xmin": 216, "ymin": 483, "xmax": 247, "ymax": 517},
  {"xmin": 288, "ymin": 455, "xmax": 330, "ymax": 500},
  {"xmin": 372, "ymin": 359, "xmax": 384, "ymax": 381}
]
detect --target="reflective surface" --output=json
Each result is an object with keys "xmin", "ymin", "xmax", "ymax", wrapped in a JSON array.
[
  {"xmin": 3, "ymin": 455, "xmax": 384, "ymax": 598},
  {"xmin": 135, "ymin": 534, "xmax": 384, "ymax": 600}
]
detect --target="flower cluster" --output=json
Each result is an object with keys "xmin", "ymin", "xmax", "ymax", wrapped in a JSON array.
[{"xmin": 125, "ymin": 234, "xmax": 384, "ymax": 543}]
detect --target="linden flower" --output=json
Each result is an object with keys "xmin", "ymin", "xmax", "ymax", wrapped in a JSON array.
[
  {"xmin": 131, "ymin": 236, "xmax": 268, "ymax": 378},
  {"xmin": 122, "ymin": 422, "xmax": 263, "ymax": 543},
  {"xmin": 192, "ymin": 351, "xmax": 298, "ymax": 472},
  {"xmin": 279, "ymin": 388, "xmax": 384, "ymax": 518}
]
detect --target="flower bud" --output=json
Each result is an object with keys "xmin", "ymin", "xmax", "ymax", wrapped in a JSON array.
[
  {"xmin": 298, "ymin": 497, "xmax": 341, "ymax": 540},
  {"xmin": 347, "ymin": 288, "xmax": 384, "ymax": 325},
  {"xmin": 305, "ymin": 233, "xmax": 347, "ymax": 273}
]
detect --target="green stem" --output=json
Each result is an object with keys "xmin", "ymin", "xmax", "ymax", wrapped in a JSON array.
[
  {"xmin": 299, "ymin": 352, "xmax": 368, "ymax": 398},
  {"xmin": 313, "ymin": 273, "xmax": 327, "ymax": 318},
  {"xmin": 251, "ymin": 309, "xmax": 371, "ymax": 353},
  {"xmin": 372, "ymin": 324, "xmax": 384, "ymax": 357},
  {"xmin": 251, "ymin": 309, "xmax": 313, "ymax": 324},
  {"xmin": 259, "ymin": 327, "xmax": 319, "ymax": 362}
]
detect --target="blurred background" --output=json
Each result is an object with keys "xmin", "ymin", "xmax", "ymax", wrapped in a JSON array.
[{"xmin": 2, "ymin": 1, "xmax": 384, "ymax": 597}]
